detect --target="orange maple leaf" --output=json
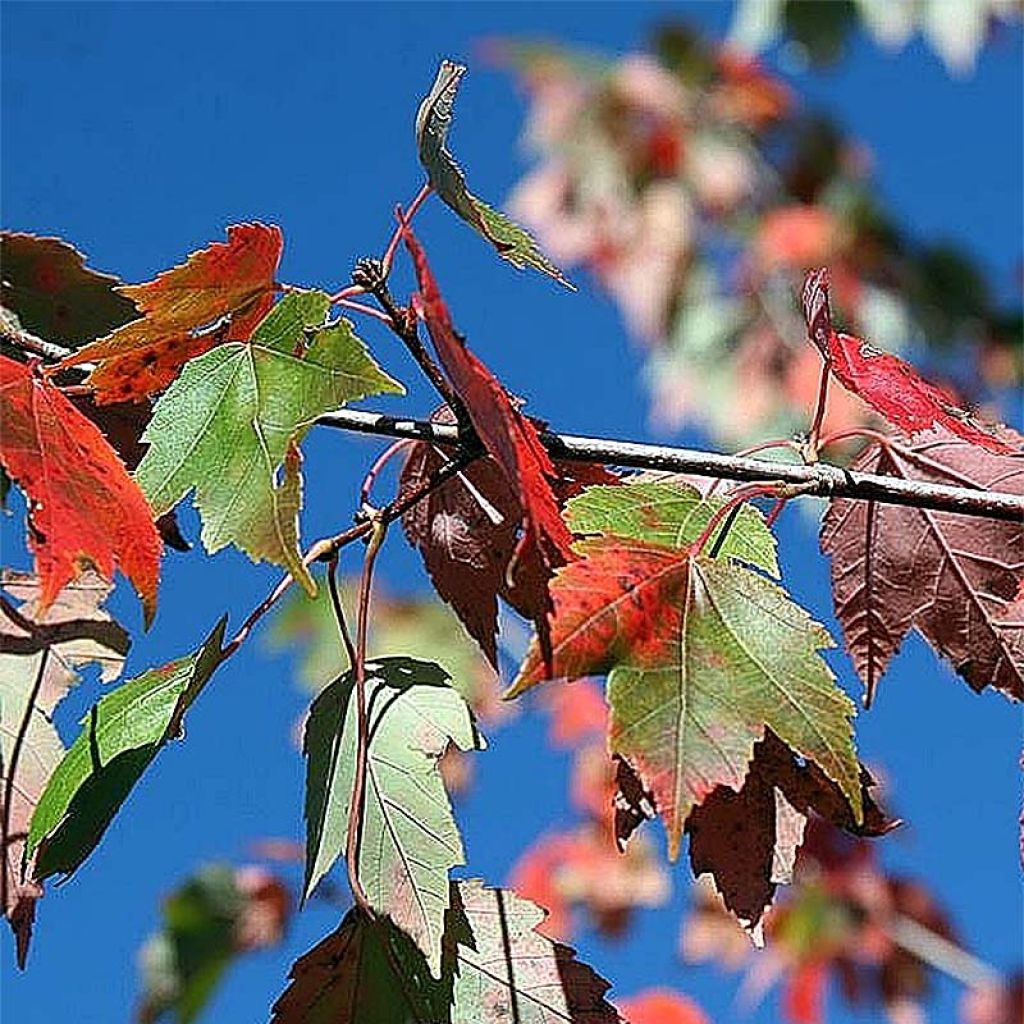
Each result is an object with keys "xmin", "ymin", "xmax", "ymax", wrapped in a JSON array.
[
  {"xmin": 60, "ymin": 222, "xmax": 283, "ymax": 403},
  {"xmin": 0, "ymin": 355, "xmax": 162, "ymax": 622}
]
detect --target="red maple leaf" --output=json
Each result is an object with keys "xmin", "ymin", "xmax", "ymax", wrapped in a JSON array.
[
  {"xmin": 802, "ymin": 268, "xmax": 1015, "ymax": 454},
  {"xmin": 59, "ymin": 222, "xmax": 283, "ymax": 404},
  {"xmin": 0, "ymin": 355, "xmax": 162, "ymax": 622},
  {"xmin": 402, "ymin": 226, "xmax": 577, "ymax": 663}
]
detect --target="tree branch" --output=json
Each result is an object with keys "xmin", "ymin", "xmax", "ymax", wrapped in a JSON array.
[{"xmin": 316, "ymin": 409, "xmax": 1024, "ymax": 523}]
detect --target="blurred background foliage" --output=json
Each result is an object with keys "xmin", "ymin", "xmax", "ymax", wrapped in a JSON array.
[{"xmin": 493, "ymin": 2, "xmax": 1021, "ymax": 450}]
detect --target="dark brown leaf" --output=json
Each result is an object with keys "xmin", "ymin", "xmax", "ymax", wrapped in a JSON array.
[
  {"xmin": 685, "ymin": 732, "xmax": 894, "ymax": 932},
  {"xmin": 820, "ymin": 427, "xmax": 1024, "ymax": 704},
  {"xmin": 400, "ymin": 407, "xmax": 617, "ymax": 667},
  {"xmin": 0, "ymin": 232, "xmax": 138, "ymax": 348}
]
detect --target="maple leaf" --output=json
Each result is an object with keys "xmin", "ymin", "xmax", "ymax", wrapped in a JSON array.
[
  {"xmin": 0, "ymin": 570, "xmax": 129, "ymax": 967},
  {"xmin": 26, "ymin": 617, "xmax": 226, "ymax": 883},
  {"xmin": 802, "ymin": 268, "xmax": 1015, "ymax": 454},
  {"xmin": 302, "ymin": 656, "xmax": 483, "ymax": 976},
  {"xmin": 509, "ymin": 483, "xmax": 862, "ymax": 859},
  {"xmin": 271, "ymin": 879, "xmax": 622, "ymax": 1024},
  {"xmin": 403, "ymin": 230, "xmax": 577, "ymax": 664},
  {"xmin": 399, "ymin": 406, "xmax": 618, "ymax": 667},
  {"xmin": 821, "ymin": 426, "xmax": 1024, "ymax": 704},
  {"xmin": 135, "ymin": 291, "xmax": 402, "ymax": 594},
  {"xmin": 0, "ymin": 354, "xmax": 163, "ymax": 622},
  {"xmin": 59, "ymin": 223, "xmax": 283, "ymax": 403},
  {"xmin": 0, "ymin": 232, "xmax": 139, "ymax": 348},
  {"xmin": 65, "ymin": 394, "xmax": 190, "ymax": 551},
  {"xmin": 417, "ymin": 61, "xmax": 571, "ymax": 286},
  {"xmin": 137, "ymin": 863, "xmax": 292, "ymax": 1024}
]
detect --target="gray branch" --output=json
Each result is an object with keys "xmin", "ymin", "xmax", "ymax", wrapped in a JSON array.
[{"xmin": 316, "ymin": 409, "xmax": 1024, "ymax": 523}]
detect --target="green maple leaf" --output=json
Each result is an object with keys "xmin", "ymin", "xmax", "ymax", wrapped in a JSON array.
[
  {"xmin": 416, "ymin": 61, "xmax": 571, "ymax": 288},
  {"xmin": 565, "ymin": 480, "xmax": 779, "ymax": 575},
  {"xmin": 27, "ymin": 617, "xmax": 227, "ymax": 881},
  {"xmin": 135, "ymin": 291, "xmax": 403, "ymax": 593},
  {"xmin": 271, "ymin": 880, "xmax": 621, "ymax": 1024},
  {"xmin": 303, "ymin": 656, "xmax": 483, "ymax": 977},
  {"xmin": 510, "ymin": 482, "xmax": 860, "ymax": 859}
]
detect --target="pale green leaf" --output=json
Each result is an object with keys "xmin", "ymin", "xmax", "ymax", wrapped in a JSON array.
[
  {"xmin": 605, "ymin": 555, "xmax": 860, "ymax": 857},
  {"xmin": 303, "ymin": 656, "xmax": 483, "ymax": 976},
  {"xmin": 135, "ymin": 291, "xmax": 403, "ymax": 593}
]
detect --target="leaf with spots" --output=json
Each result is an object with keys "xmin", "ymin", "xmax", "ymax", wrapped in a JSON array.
[
  {"xmin": 821, "ymin": 426, "xmax": 1024, "ymax": 704},
  {"xmin": 271, "ymin": 879, "xmax": 622, "ymax": 1024},
  {"xmin": 302, "ymin": 656, "xmax": 483, "ymax": 976},
  {"xmin": 802, "ymin": 268, "xmax": 1015, "ymax": 454},
  {"xmin": 0, "ymin": 354, "xmax": 162, "ymax": 622},
  {"xmin": 416, "ymin": 61, "xmax": 571, "ymax": 286},
  {"xmin": 59, "ymin": 223, "xmax": 283, "ymax": 403},
  {"xmin": 134, "ymin": 291, "xmax": 402, "ymax": 594},
  {"xmin": 509, "ymin": 527, "xmax": 862, "ymax": 860}
]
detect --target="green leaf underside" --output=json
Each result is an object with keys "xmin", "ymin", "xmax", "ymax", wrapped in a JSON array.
[
  {"xmin": 565, "ymin": 480, "xmax": 780, "ymax": 575},
  {"xmin": 271, "ymin": 880, "xmax": 621, "ymax": 1024},
  {"xmin": 27, "ymin": 617, "xmax": 227, "ymax": 879},
  {"xmin": 303, "ymin": 656, "xmax": 482, "ymax": 977},
  {"xmin": 134, "ymin": 291, "xmax": 403, "ymax": 593},
  {"xmin": 416, "ymin": 61, "xmax": 571, "ymax": 287}
]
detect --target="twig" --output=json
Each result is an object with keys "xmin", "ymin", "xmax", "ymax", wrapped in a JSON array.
[
  {"xmin": 220, "ymin": 443, "xmax": 482, "ymax": 659},
  {"xmin": 344, "ymin": 515, "xmax": 388, "ymax": 919},
  {"xmin": 315, "ymin": 409, "xmax": 1024, "ymax": 523},
  {"xmin": 805, "ymin": 359, "xmax": 831, "ymax": 460},
  {"xmin": 360, "ymin": 440, "xmax": 415, "ymax": 507},
  {"xmin": 335, "ymin": 298, "xmax": 395, "ymax": 327},
  {"xmin": 350, "ymin": 256, "xmax": 469, "ymax": 427},
  {"xmin": 698, "ymin": 484, "xmax": 783, "ymax": 558},
  {"xmin": 329, "ymin": 182, "xmax": 433, "ymax": 305},
  {"xmin": 325, "ymin": 554, "xmax": 357, "ymax": 670},
  {"xmin": 0, "ymin": 319, "xmax": 78, "ymax": 365},
  {"xmin": 381, "ymin": 183, "xmax": 432, "ymax": 277},
  {"xmin": 1, "ymin": 648, "xmax": 49, "ymax": 923}
]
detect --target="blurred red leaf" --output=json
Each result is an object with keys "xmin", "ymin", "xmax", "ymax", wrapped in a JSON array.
[
  {"xmin": 509, "ymin": 821, "xmax": 668, "ymax": 941},
  {"xmin": 756, "ymin": 207, "xmax": 838, "ymax": 272},
  {"xmin": 617, "ymin": 988, "xmax": 710, "ymax": 1024},
  {"xmin": 783, "ymin": 960, "xmax": 827, "ymax": 1024},
  {"xmin": 0, "ymin": 356, "xmax": 161, "ymax": 621}
]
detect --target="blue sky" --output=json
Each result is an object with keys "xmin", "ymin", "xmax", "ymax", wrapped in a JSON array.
[{"xmin": 2, "ymin": 4, "xmax": 1021, "ymax": 1023}]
